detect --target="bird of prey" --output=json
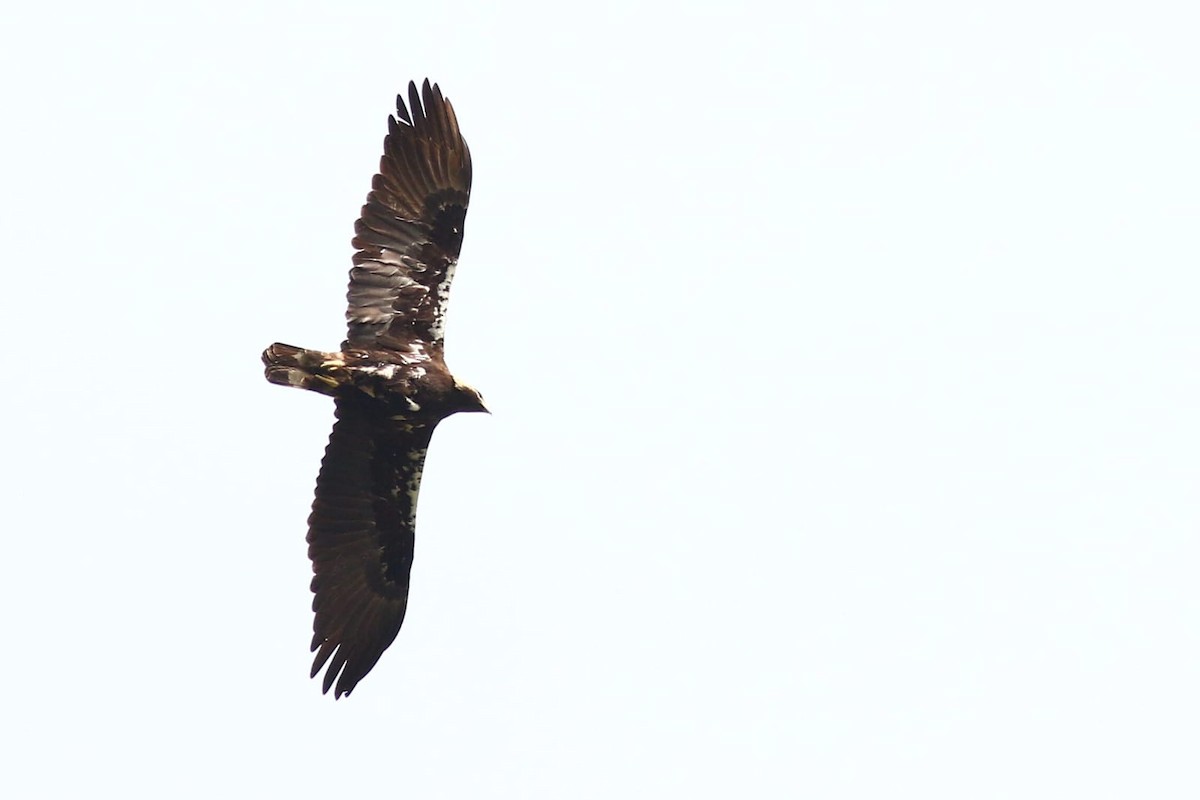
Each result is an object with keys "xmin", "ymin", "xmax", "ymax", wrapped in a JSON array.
[{"xmin": 262, "ymin": 80, "xmax": 487, "ymax": 698}]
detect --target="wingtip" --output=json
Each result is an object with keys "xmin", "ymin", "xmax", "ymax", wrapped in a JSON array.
[
  {"xmin": 408, "ymin": 81, "xmax": 424, "ymax": 126},
  {"xmin": 394, "ymin": 92, "xmax": 413, "ymax": 125}
]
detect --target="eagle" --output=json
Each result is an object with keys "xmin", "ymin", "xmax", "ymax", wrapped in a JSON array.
[{"xmin": 262, "ymin": 80, "xmax": 486, "ymax": 698}]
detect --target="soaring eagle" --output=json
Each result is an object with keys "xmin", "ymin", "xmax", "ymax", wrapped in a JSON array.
[{"xmin": 262, "ymin": 80, "xmax": 486, "ymax": 698}]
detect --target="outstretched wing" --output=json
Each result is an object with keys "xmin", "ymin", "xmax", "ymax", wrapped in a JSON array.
[
  {"xmin": 345, "ymin": 79, "xmax": 472, "ymax": 353},
  {"xmin": 306, "ymin": 393, "xmax": 437, "ymax": 698}
]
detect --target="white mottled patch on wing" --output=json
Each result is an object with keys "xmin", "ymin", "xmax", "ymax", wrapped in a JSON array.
[
  {"xmin": 430, "ymin": 261, "xmax": 457, "ymax": 343},
  {"xmin": 389, "ymin": 447, "xmax": 428, "ymax": 512},
  {"xmin": 397, "ymin": 341, "xmax": 430, "ymax": 364},
  {"xmin": 361, "ymin": 363, "xmax": 400, "ymax": 380},
  {"xmin": 403, "ymin": 396, "xmax": 421, "ymax": 412}
]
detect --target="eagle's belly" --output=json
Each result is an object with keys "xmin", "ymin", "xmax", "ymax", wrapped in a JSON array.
[{"xmin": 346, "ymin": 358, "xmax": 431, "ymax": 403}]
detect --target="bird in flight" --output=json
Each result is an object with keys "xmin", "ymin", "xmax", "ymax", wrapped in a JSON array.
[{"xmin": 263, "ymin": 80, "xmax": 486, "ymax": 698}]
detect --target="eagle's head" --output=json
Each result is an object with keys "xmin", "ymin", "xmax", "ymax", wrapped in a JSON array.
[{"xmin": 452, "ymin": 380, "xmax": 489, "ymax": 414}]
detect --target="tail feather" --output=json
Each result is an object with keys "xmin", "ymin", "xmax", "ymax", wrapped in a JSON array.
[{"xmin": 262, "ymin": 343, "xmax": 344, "ymax": 396}]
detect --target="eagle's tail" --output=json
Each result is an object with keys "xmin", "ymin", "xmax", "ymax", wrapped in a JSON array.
[{"xmin": 262, "ymin": 343, "xmax": 346, "ymax": 397}]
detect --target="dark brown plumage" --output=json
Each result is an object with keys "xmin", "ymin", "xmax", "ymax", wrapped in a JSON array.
[{"xmin": 262, "ymin": 80, "xmax": 486, "ymax": 698}]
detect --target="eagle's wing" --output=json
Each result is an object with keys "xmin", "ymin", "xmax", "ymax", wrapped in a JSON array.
[
  {"xmin": 306, "ymin": 393, "xmax": 436, "ymax": 698},
  {"xmin": 345, "ymin": 79, "xmax": 472, "ymax": 353}
]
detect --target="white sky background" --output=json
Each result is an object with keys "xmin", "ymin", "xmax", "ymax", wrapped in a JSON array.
[{"xmin": 2, "ymin": 0, "xmax": 1198, "ymax": 796}]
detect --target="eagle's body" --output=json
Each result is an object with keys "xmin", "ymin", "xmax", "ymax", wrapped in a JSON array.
[{"xmin": 262, "ymin": 81, "xmax": 485, "ymax": 698}]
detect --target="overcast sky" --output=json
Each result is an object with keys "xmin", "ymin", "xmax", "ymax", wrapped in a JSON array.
[{"xmin": 3, "ymin": 1, "xmax": 1198, "ymax": 797}]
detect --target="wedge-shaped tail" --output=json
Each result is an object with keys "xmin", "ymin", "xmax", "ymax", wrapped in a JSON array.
[{"xmin": 262, "ymin": 343, "xmax": 348, "ymax": 397}]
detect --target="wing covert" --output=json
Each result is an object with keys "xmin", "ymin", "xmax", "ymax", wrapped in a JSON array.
[{"xmin": 345, "ymin": 79, "xmax": 472, "ymax": 353}]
